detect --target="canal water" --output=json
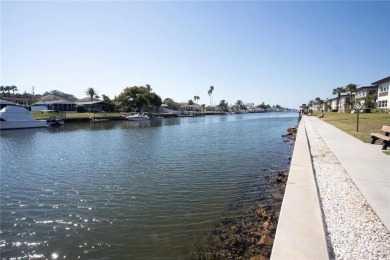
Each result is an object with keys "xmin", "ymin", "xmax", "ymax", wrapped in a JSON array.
[{"xmin": 0, "ymin": 112, "xmax": 297, "ymax": 259}]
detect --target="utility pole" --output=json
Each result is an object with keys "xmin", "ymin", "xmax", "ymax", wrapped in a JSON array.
[{"xmin": 32, "ymin": 86, "xmax": 35, "ymax": 95}]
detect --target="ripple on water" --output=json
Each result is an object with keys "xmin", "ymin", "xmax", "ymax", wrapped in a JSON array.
[{"xmin": 0, "ymin": 113, "xmax": 296, "ymax": 258}]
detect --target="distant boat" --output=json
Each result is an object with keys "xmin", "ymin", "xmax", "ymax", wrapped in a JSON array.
[
  {"xmin": 46, "ymin": 118, "xmax": 64, "ymax": 126},
  {"xmin": 0, "ymin": 105, "xmax": 47, "ymax": 130},
  {"xmin": 126, "ymin": 113, "xmax": 150, "ymax": 121},
  {"xmin": 90, "ymin": 117, "xmax": 109, "ymax": 122}
]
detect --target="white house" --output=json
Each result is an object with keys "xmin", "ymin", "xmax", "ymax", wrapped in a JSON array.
[
  {"xmin": 372, "ymin": 76, "xmax": 390, "ymax": 110},
  {"xmin": 338, "ymin": 95, "xmax": 352, "ymax": 113},
  {"xmin": 33, "ymin": 100, "xmax": 77, "ymax": 113},
  {"xmin": 330, "ymin": 98, "xmax": 338, "ymax": 111},
  {"xmin": 310, "ymin": 100, "xmax": 320, "ymax": 111},
  {"xmin": 354, "ymin": 86, "xmax": 378, "ymax": 109}
]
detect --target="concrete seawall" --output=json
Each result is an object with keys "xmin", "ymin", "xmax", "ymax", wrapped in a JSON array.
[{"xmin": 271, "ymin": 117, "xmax": 329, "ymax": 259}]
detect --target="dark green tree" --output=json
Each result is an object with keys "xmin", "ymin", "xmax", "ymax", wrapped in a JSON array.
[
  {"xmin": 163, "ymin": 98, "xmax": 180, "ymax": 110},
  {"xmin": 332, "ymin": 87, "xmax": 345, "ymax": 99},
  {"xmin": 345, "ymin": 83, "xmax": 358, "ymax": 106},
  {"xmin": 315, "ymin": 97, "xmax": 324, "ymax": 111},
  {"xmin": 10, "ymin": 85, "xmax": 18, "ymax": 95},
  {"xmin": 117, "ymin": 86, "xmax": 162, "ymax": 112},
  {"xmin": 148, "ymin": 92, "xmax": 162, "ymax": 108},
  {"xmin": 4, "ymin": 86, "xmax": 11, "ymax": 96},
  {"xmin": 363, "ymin": 94, "xmax": 377, "ymax": 109},
  {"xmin": 42, "ymin": 90, "xmax": 78, "ymax": 101},
  {"xmin": 85, "ymin": 87, "xmax": 97, "ymax": 101},
  {"xmin": 218, "ymin": 99, "xmax": 228, "ymax": 111},
  {"xmin": 194, "ymin": 96, "xmax": 200, "ymax": 104},
  {"xmin": 102, "ymin": 94, "xmax": 112, "ymax": 103}
]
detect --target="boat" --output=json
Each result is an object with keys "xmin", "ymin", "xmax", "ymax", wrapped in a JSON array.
[
  {"xmin": 90, "ymin": 117, "xmax": 109, "ymax": 122},
  {"xmin": 46, "ymin": 118, "xmax": 65, "ymax": 126},
  {"xmin": 0, "ymin": 105, "xmax": 47, "ymax": 130},
  {"xmin": 126, "ymin": 113, "xmax": 150, "ymax": 121}
]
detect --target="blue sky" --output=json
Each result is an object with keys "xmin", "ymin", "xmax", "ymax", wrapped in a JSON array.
[{"xmin": 1, "ymin": 1, "xmax": 389, "ymax": 108}]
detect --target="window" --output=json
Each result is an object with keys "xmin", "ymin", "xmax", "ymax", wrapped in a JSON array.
[
  {"xmin": 378, "ymin": 100, "xmax": 388, "ymax": 108},
  {"xmin": 380, "ymin": 85, "xmax": 389, "ymax": 92}
]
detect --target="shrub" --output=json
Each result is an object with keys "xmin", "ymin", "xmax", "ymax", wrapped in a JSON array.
[
  {"xmin": 374, "ymin": 108, "xmax": 389, "ymax": 114},
  {"xmin": 370, "ymin": 109, "xmax": 379, "ymax": 114}
]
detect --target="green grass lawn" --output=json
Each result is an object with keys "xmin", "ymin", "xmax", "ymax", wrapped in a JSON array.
[
  {"xmin": 317, "ymin": 112, "xmax": 389, "ymax": 143},
  {"xmin": 314, "ymin": 112, "xmax": 390, "ymax": 155},
  {"xmin": 315, "ymin": 112, "xmax": 390, "ymax": 143}
]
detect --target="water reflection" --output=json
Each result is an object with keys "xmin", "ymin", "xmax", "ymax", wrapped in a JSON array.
[
  {"xmin": 40, "ymin": 117, "xmax": 188, "ymax": 133},
  {"xmin": 0, "ymin": 127, "xmax": 48, "ymax": 139}
]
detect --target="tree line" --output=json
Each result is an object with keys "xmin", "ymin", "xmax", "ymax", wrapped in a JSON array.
[
  {"xmin": 1, "ymin": 84, "xmax": 287, "ymax": 112},
  {"xmin": 0, "ymin": 85, "xmax": 18, "ymax": 96}
]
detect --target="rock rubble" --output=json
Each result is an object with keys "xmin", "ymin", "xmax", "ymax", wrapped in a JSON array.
[{"xmin": 282, "ymin": 126, "xmax": 297, "ymax": 143}]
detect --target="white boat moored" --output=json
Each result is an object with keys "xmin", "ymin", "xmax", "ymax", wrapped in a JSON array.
[
  {"xmin": 0, "ymin": 105, "xmax": 47, "ymax": 130},
  {"xmin": 126, "ymin": 113, "xmax": 150, "ymax": 121}
]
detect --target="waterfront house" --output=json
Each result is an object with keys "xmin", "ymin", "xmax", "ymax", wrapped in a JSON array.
[
  {"xmin": 372, "ymin": 76, "xmax": 390, "ymax": 110},
  {"xmin": 0, "ymin": 99, "xmax": 16, "ymax": 109},
  {"xmin": 204, "ymin": 105, "xmax": 222, "ymax": 111},
  {"xmin": 180, "ymin": 104, "xmax": 203, "ymax": 115},
  {"xmin": 1, "ymin": 96, "xmax": 32, "ymax": 106},
  {"xmin": 159, "ymin": 104, "xmax": 179, "ymax": 115},
  {"xmin": 76, "ymin": 100, "xmax": 115, "ymax": 113},
  {"xmin": 32, "ymin": 99, "xmax": 77, "ymax": 113},
  {"xmin": 354, "ymin": 86, "xmax": 378, "ymax": 109}
]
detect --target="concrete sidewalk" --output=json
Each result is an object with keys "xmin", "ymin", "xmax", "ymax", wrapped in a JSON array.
[
  {"xmin": 271, "ymin": 116, "xmax": 329, "ymax": 260},
  {"xmin": 271, "ymin": 115, "xmax": 390, "ymax": 259},
  {"xmin": 306, "ymin": 116, "xmax": 390, "ymax": 231}
]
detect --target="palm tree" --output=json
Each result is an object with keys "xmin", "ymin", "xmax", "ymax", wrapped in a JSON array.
[
  {"xmin": 4, "ymin": 86, "xmax": 11, "ymax": 96},
  {"xmin": 235, "ymin": 100, "xmax": 243, "ymax": 112},
  {"xmin": 345, "ymin": 83, "xmax": 357, "ymax": 107},
  {"xmin": 363, "ymin": 94, "xmax": 377, "ymax": 109},
  {"xmin": 145, "ymin": 84, "xmax": 152, "ymax": 92},
  {"xmin": 208, "ymin": 86, "xmax": 214, "ymax": 105},
  {"xmin": 315, "ymin": 97, "xmax": 323, "ymax": 111},
  {"xmin": 332, "ymin": 87, "xmax": 345, "ymax": 111},
  {"xmin": 218, "ymin": 99, "xmax": 228, "ymax": 111},
  {"xmin": 318, "ymin": 99, "xmax": 324, "ymax": 111},
  {"xmin": 194, "ymin": 96, "xmax": 200, "ymax": 104},
  {"xmin": 85, "ymin": 87, "xmax": 97, "ymax": 101},
  {"xmin": 10, "ymin": 85, "xmax": 18, "ymax": 95}
]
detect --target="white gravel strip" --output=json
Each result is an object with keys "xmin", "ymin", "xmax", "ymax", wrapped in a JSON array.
[{"xmin": 304, "ymin": 119, "xmax": 390, "ymax": 259}]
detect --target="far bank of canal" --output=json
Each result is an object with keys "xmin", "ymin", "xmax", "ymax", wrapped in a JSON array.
[{"xmin": 0, "ymin": 112, "xmax": 297, "ymax": 259}]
